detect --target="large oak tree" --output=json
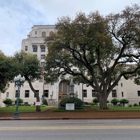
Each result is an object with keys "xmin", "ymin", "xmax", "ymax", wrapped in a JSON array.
[{"xmin": 44, "ymin": 4, "xmax": 140, "ymax": 110}]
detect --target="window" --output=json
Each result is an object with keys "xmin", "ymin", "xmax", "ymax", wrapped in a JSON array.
[
  {"xmin": 34, "ymin": 90, "xmax": 39, "ymax": 97},
  {"xmin": 24, "ymin": 102, "xmax": 28, "ymax": 105},
  {"xmin": 83, "ymin": 89, "xmax": 87, "ymax": 97},
  {"xmin": 25, "ymin": 90, "xmax": 29, "ymax": 98},
  {"xmin": 112, "ymin": 90, "xmax": 117, "ymax": 97},
  {"xmin": 6, "ymin": 92, "xmax": 9, "ymax": 98},
  {"xmin": 122, "ymin": 92, "xmax": 124, "ymax": 97},
  {"xmin": 121, "ymin": 83, "xmax": 123, "ymax": 87},
  {"xmin": 73, "ymin": 69, "xmax": 77, "ymax": 72},
  {"xmin": 42, "ymin": 31, "xmax": 46, "ymax": 37},
  {"xmin": 7, "ymin": 83, "xmax": 10, "ymax": 87},
  {"xmin": 59, "ymin": 80, "xmax": 69, "ymax": 93},
  {"xmin": 32, "ymin": 45, "xmax": 37, "ymax": 52},
  {"xmin": 41, "ymin": 62, "xmax": 45, "ymax": 66},
  {"xmin": 49, "ymin": 31, "xmax": 54, "ymax": 36},
  {"xmin": 35, "ymin": 31, "xmax": 37, "ymax": 35},
  {"xmin": 40, "ymin": 45, "xmax": 45, "ymax": 52},
  {"xmin": 138, "ymin": 91, "xmax": 140, "ymax": 96},
  {"xmin": 25, "ymin": 46, "xmax": 28, "ymax": 51},
  {"xmin": 92, "ymin": 90, "xmax": 97, "ymax": 97},
  {"xmin": 41, "ymin": 54, "xmax": 45, "ymax": 59},
  {"xmin": 44, "ymin": 90, "xmax": 49, "ymax": 97},
  {"xmin": 15, "ymin": 90, "xmax": 20, "ymax": 98}
]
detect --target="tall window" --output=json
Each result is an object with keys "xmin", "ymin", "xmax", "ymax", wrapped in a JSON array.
[
  {"xmin": 32, "ymin": 45, "xmax": 37, "ymax": 52},
  {"xmin": 59, "ymin": 80, "xmax": 69, "ymax": 93},
  {"xmin": 121, "ymin": 83, "xmax": 123, "ymax": 87},
  {"xmin": 49, "ymin": 31, "xmax": 54, "ymax": 36},
  {"xmin": 15, "ymin": 90, "xmax": 20, "ymax": 98},
  {"xmin": 112, "ymin": 90, "xmax": 117, "ymax": 97},
  {"xmin": 92, "ymin": 90, "xmax": 97, "ymax": 97},
  {"xmin": 41, "ymin": 54, "xmax": 45, "ymax": 59},
  {"xmin": 25, "ymin": 90, "xmax": 29, "ymax": 98},
  {"xmin": 42, "ymin": 31, "xmax": 46, "ymax": 37},
  {"xmin": 34, "ymin": 90, "xmax": 39, "ymax": 98},
  {"xmin": 138, "ymin": 91, "xmax": 140, "ymax": 96},
  {"xmin": 6, "ymin": 92, "xmax": 9, "ymax": 98},
  {"xmin": 122, "ymin": 92, "xmax": 124, "ymax": 97},
  {"xmin": 44, "ymin": 90, "xmax": 49, "ymax": 97},
  {"xmin": 83, "ymin": 89, "xmax": 87, "ymax": 97},
  {"xmin": 25, "ymin": 46, "xmax": 28, "ymax": 51},
  {"xmin": 40, "ymin": 45, "xmax": 45, "ymax": 52},
  {"xmin": 7, "ymin": 83, "xmax": 10, "ymax": 87},
  {"xmin": 35, "ymin": 31, "xmax": 37, "ymax": 35}
]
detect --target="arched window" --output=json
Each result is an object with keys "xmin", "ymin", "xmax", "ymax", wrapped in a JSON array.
[
  {"xmin": 42, "ymin": 31, "xmax": 46, "ymax": 37},
  {"xmin": 58, "ymin": 80, "xmax": 70, "ymax": 101},
  {"xmin": 49, "ymin": 31, "xmax": 54, "ymax": 36},
  {"xmin": 59, "ymin": 80, "xmax": 70, "ymax": 93}
]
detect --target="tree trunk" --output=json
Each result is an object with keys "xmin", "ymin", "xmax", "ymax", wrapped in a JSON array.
[
  {"xmin": 99, "ymin": 92, "xmax": 108, "ymax": 110},
  {"xmin": 36, "ymin": 92, "xmax": 41, "ymax": 112},
  {"xmin": 26, "ymin": 77, "xmax": 41, "ymax": 112},
  {"xmin": 36, "ymin": 106, "xmax": 41, "ymax": 112}
]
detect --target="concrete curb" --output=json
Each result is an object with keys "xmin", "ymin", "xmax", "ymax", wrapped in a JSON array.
[{"xmin": 0, "ymin": 116, "xmax": 140, "ymax": 120}]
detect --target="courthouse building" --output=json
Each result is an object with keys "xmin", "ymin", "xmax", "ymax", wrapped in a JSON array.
[{"xmin": 0, "ymin": 25, "xmax": 140, "ymax": 107}]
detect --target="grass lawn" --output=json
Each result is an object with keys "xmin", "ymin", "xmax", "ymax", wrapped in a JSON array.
[
  {"xmin": 0, "ymin": 106, "xmax": 53, "ymax": 113},
  {"xmin": 90, "ymin": 105, "xmax": 140, "ymax": 111}
]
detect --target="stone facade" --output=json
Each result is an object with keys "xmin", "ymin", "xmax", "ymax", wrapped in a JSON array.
[{"xmin": 1, "ymin": 25, "xmax": 140, "ymax": 107}]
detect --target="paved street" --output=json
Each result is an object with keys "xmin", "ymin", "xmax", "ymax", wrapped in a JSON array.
[{"xmin": 0, "ymin": 119, "xmax": 140, "ymax": 140}]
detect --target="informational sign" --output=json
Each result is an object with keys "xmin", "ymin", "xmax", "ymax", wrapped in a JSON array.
[
  {"xmin": 66, "ymin": 103, "xmax": 75, "ymax": 110},
  {"xmin": 35, "ymin": 102, "xmax": 40, "ymax": 106}
]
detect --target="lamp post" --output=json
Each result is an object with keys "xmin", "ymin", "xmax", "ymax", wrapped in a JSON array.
[
  {"xmin": 82, "ymin": 83, "xmax": 83, "ymax": 101},
  {"xmin": 14, "ymin": 74, "xmax": 25, "ymax": 118},
  {"xmin": 41, "ymin": 76, "xmax": 45, "ymax": 105}
]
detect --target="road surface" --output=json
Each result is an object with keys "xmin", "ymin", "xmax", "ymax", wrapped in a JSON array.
[{"xmin": 0, "ymin": 119, "xmax": 140, "ymax": 140}]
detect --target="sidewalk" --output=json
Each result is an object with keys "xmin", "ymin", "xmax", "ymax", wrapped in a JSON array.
[{"xmin": 0, "ymin": 107, "xmax": 140, "ymax": 120}]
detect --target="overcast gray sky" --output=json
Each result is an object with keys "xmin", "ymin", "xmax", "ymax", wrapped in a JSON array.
[{"xmin": 0, "ymin": 0, "xmax": 140, "ymax": 56}]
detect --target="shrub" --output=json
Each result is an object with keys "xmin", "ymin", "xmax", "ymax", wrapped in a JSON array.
[
  {"xmin": 3, "ymin": 98, "xmax": 13, "ymax": 107},
  {"xmin": 93, "ymin": 98, "xmax": 99, "ymax": 105},
  {"xmin": 129, "ymin": 104, "xmax": 132, "ymax": 107},
  {"xmin": 111, "ymin": 99, "xmax": 119, "ymax": 106},
  {"xmin": 15, "ymin": 98, "xmax": 23, "ymax": 105},
  {"xmin": 117, "ymin": 104, "xmax": 121, "ymax": 106},
  {"xmin": 134, "ymin": 103, "xmax": 138, "ymax": 106},
  {"xmin": 43, "ymin": 99, "xmax": 48, "ymax": 105},
  {"xmin": 60, "ymin": 97, "xmax": 83, "ymax": 108},
  {"xmin": 120, "ymin": 99, "xmax": 129, "ymax": 107}
]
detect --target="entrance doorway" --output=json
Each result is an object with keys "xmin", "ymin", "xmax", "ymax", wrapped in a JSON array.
[{"xmin": 58, "ymin": 80, "xmax": 70, "ymax": 101}]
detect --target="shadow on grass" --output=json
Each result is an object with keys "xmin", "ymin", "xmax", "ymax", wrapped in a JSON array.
[
  {"xmin": 0, "ymin": 106, "xmax": 53, "ymax": 113},
  {"xmin": 90, "ymin": 105, "xmax": 140, "ymax": 111}
]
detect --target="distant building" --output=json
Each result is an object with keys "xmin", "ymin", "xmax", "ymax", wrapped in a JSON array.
[{"xmin": 1, "ymin": 25, "xmax": 140, "ymax": 107}]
